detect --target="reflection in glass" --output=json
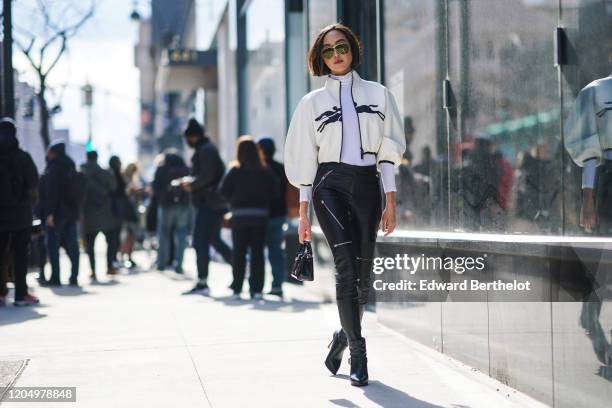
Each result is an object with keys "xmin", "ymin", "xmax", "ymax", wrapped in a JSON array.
[
  {"xmin": 556, "ymin": 2, "xmax": 612, "ymax": 406},
  {"xmin": 245, "ymin": 0, "xmax": 286, "ymax": 151},
  {"xmin": 447, "ymin": 0, "xmax": 559, "ymax": 234},
  {"xmin": 384, "ymin": 0, "xmax": 446, "ymax": 231},
  {"xmin": 308, "ymin": 0, "xmax": 337, "ymax": 90}
]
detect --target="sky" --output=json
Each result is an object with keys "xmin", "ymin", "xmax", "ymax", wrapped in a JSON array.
[
  {"xmin": 12, "ymin": 0, "xmax": 141, "ymax": 165},
  {"xmin": 11, "ymin": 0, "xmax": 225, "ymax": 165}
]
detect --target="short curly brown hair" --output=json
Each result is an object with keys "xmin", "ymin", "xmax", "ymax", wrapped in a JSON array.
[{"xmin": 307, "ymin": 23, "xmax": 362, "ymax": 77}]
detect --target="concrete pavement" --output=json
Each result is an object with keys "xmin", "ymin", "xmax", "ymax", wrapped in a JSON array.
[{"xmin": 0, "ymin": 249, "xmax": 550, "ymax": 407}]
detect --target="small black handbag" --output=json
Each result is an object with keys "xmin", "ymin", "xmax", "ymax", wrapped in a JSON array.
[{"xmin": 290, "ymin": 240, "xmax": 314, "ymax": 281}]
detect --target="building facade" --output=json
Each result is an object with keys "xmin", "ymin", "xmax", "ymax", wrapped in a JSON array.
[
  {"xmin": 13, "ymin": 75, "xmax": 84, "ymax": 172},
  {"xmin": 134, "ymin": 0, "xmax": 214, "ymax": 177}
]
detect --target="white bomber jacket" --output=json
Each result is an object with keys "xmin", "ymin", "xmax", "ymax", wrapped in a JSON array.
[
  {"xmin": 564, "ymin": 74, "xmax": 612, "ymax": 166},
  {"xmin": 284, "ymin": 70, "xmax": 406, "ymax": 188}
]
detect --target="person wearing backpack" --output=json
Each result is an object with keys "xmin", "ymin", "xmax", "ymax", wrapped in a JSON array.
[
  {"xmin": 153, "ymin": 149, "xmax": 191, "ymax": 274},
  {"xmin": 43, "ymin": 141, "xmax": 81, "ymax": 287},
  {"xmin": 81, "ymin": 151, "xmax": 120, "ymax": 281},
  {"xmin": 0, "ymin": 118, "xmax": 40, "ymax": 306}
]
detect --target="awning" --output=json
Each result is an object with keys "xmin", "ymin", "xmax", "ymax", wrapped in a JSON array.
[
  {"xmin": 155, "ymin": 48, "xmax": 218, "ymax": 92},
  {"xmin": 480, "ymin": 109, "xmax": 560, "ymax": 139}
]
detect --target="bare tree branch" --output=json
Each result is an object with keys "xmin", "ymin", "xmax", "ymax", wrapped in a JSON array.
[
  {"xmin": 37, "ymin": 4, "xmax": 95, "ymax": 59},
  {"xmin": 36, "ymin": 0, "xmax": 59, "ymax": 33},
  {"xmin": 43, "ymin": 35, "xmax": 68, "ymax": 77},
  {"xmin": 13, "ymin": 37, "xmax": 42, "ymax": 75},
  {"xmin": 12, "ymin": 0, "xmax": 99, "ymax": 148},
  {"xmin": 62, "ymin": 4, "xmax": 96, "ymax": 37}
]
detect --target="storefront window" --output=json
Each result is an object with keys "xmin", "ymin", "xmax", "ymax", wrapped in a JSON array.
[
  {"xmin": 385, "ymin": 0, "xmax": 569, "ymax": 235},
  {"xmin": 554, "ymin": 4, "xmax": 612, "ymax": 405},
  {"xmin": 561, "ymin": 0, "xmax": 612, "ymax": 237},
  {"xmin": 447, "ymin": 0, "xmax": 559, "ymax": 234},
  {"xmin": 245, "ymin": 0, "xmax": 286, "ymax": 152},
  {"xmin": 308, "ymin": 0, "xmax": 337, "ymax": 90},
  {"xmin": 384, "ymin": 0, "xmax": 447, "ymax": 231}
]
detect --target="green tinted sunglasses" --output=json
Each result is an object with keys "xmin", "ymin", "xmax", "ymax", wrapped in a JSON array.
[{"xmin": 321, "ymin": 43, "xmax": 350, "ymax": 59}]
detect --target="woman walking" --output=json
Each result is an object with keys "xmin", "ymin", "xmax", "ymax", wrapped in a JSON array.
[
  {"xmin": 284, "ymin": 23, "xmax": 405, "ymax": 386},
  {"xmin": 220, "ymin": 136, "xmax": 280, "ymax": 300},
  {"xmin": 119, "ymin": 162, "xmax": 144, "ymax": 269}
]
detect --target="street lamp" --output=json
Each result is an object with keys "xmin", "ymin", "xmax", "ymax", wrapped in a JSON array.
[
  {"xmin": 130, "ymin": 0, "xmax": 141, "ymax": 21},
  {"xmin": 81, "ymin": 82, "xmax": 94, "ymax": 151}
]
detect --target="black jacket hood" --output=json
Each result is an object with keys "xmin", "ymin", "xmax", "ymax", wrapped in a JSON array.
[
  {"xmin": 0, "ymin": 132, "xmax": 18, "ymax": 154},
  {"xmin": 165, "ymin": 152, "xmax": 186, "ymax": 167}
]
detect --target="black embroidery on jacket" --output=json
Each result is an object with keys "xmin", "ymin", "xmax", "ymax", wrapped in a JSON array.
[
  {"xmin": 315, "ymin": 103, "xmax": 385, "ymax": 133},
  {"xmin": 596, "ymin": 107, "xmax": 612, "ymax": 117},
  {"xmin": 315, "ymin": 106, "xmax": 342, "ymax": 132},
  {"xmin": 355, "ymin": 104, "xmax": 385, "ymax": 120}
]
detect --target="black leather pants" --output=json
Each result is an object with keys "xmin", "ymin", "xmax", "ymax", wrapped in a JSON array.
[{"xmin": 312, "ymin": 162, "xmax": 383, "ymax": 347}]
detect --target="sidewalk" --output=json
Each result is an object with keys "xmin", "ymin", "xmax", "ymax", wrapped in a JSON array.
[{"xmin": 0, "ymin": 249, "xmax": 549, "ymax": 408}]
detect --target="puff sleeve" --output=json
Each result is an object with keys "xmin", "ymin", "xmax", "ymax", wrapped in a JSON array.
[
  {"xmin": 284, "ymin": 96, "xmax": 319, "ymax": 188},
  {"xmin": 564, "ymin": 84, "xmax": 601, "ymax": 166},
  {"xmin": 377, "ymin": 87, "xmax": 406, "ymax": 171}
]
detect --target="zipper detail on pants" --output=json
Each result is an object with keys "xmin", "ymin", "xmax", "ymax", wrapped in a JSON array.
[
  {"xmin": 333, "ymin": 240, "xmax": 352, "ymax": 248},
  {"xmin": 320, "ymin": 199, "xmax": 344, "ymax": 230},
  {"xmin": 312, "ymin": 169, "xmax": 334, "ymax": 198}
]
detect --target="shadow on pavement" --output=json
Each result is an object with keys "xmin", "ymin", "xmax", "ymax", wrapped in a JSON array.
[
  {"xmin": 163, "ymin": 273, "xmax": 193, "ymax": 282},
  {"xmin": 155, "ymin": 269, "xmax": 198, "ymax": 281},
  {"xmin": 213, "ymin": 295, "xmax": 321, "ymax": 313},
  {"xmin": 331, "ymin": 376, "xmax": 445, "ymax": 408},
  {"xmin": 328, "ymin": 399, "xmax": 359, "ymax": 407},
  {"xmin": 0, "ymin": 307, "xmax": 46, "ymax": 326},
  {"xmin": 46, "ymin": 286, "xmax": 98, "ymax": 297},
  {"xmin": 89, "ymin": 280, "xmax": 121, "ymax": 287}
]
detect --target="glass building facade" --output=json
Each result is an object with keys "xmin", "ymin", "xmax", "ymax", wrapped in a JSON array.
[
  {"xmin": 211, "ymin": 1, "xmax": 612, "ymax": 406},
  {"xmin": 218, "ymin": 2, "xmax": 612, "ymax": 235}
]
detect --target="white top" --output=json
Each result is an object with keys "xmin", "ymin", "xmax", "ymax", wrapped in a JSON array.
[{"xmin": 299, "ymin": 71, "xmax": 397, "ymax": 202}]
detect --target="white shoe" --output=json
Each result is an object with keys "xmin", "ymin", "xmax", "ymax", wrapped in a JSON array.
[{"xmin": 231, "ymin": 293, "xmax": 242, "ymax": 300}]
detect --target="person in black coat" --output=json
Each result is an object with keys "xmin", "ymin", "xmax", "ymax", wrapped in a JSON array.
[
  {"xmin": 0, "ymin": 118, "xmax": 40, "ymax": 306},
  {"xmin": 181, "ymin": 119, "xmax": 233, "ymax": 294},
  {"xmin": 220, "ymin": 136, "xmax": 280, "ymax": 300},
  {"xmin": 152, "ymin": 150, "xmax": 191, "ymax": 273},
  {"xmin": 43, "ymin": 141, "xmax": 81, "ymax": 286}
]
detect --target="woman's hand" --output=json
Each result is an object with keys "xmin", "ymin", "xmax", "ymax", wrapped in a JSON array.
[
  {"xmin": 381, "ymin": 192, "xmax": 397, "ymax": 236},
  {"xmin": 298, "ymin": 201, "xmax": 311, "ymax": 243},
  {"xmin": 298, "ymin": 216, "xmax": 312, "ymax": 244},
  {"xmin": 181, "ymin": 182, "xmax": 193, "ymax": 193},
  {"xmin": 46, "ymin": 214, "xmax": 55, "ymax": 228}
]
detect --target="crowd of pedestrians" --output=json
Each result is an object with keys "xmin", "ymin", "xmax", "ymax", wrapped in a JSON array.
[{"xmin": 0, "ymin": 116, "xmax": 292, "ymax": 307}]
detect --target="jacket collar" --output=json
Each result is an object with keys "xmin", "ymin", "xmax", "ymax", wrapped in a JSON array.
[
  {"xmin": 324, "ymin": 69, "xmax": 362, "ymax": 93},
  {"xmin": 195, "ymin": 135, "xmax": 211, "ymax": 148}
]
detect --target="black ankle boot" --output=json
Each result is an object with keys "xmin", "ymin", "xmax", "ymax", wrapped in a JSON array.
[
  {"xmin": 349, "ymin": 338, "xmax": 368, "ymax": 386},
  {"xmin": 324, "ymin": 329, "xmax": 348, "ymax": 375}
]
